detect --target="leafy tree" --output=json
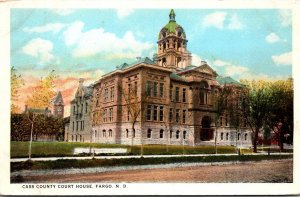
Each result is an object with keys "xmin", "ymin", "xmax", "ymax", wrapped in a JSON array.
[
  {"xmin": 11, "ymin": 66, "xmax": 24, "ymax": 113},
  {"xmin": 240, "ymin": 80, "xmax": 272, "ymax": 153},
  {"xmin": 266, "ymin": 78, "xmax": 293, "ymax": 150}
]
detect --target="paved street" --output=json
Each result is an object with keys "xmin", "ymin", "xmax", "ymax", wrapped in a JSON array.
[{"xmin": 11, "ymin": 159, "xmax": 293, "ymax": 183}]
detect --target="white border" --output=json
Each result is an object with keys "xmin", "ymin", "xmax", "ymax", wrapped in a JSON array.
[{"xmin": 0, "ymin": 0, "xmax": 299, "ymax": 195}]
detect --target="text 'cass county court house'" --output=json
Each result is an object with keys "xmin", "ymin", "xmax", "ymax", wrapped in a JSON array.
[{"xmin": 65, "ymin": 10, "xmax": 252, "ymax": 147}]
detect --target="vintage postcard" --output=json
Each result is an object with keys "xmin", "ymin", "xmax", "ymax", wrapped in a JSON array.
[{"xmin": 0, "ymin": 0, "xmax": 299, "ymax": 195}]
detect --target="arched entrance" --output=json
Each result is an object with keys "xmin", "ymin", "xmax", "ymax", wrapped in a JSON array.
[{"xmin": 200, "ymin": 116, "xmax": 214, "ymax": 141}]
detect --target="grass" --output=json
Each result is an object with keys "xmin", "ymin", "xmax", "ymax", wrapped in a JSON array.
[
  {"xmin": 11, "ymin": 154, "xmax": 293, "ymax": 172},
  {"xmin": 11, "ymin": 141, "xmax": 238, "ymax": 158}
]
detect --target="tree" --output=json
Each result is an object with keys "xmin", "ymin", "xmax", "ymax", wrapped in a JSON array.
[
  {"xmin": 240, "ymin": 80, "xmax": 272, "ymax": 153},
  {"xmin": 11, "ymin": 66, "xmax": 24, "ymax": 113},
  {"xmin": 24, "ymin": 70, "xmax": 58, "ymax": 159},
  {"xmin": 265, "ymin": 78, "xmax": 293, "ymax": 151}
]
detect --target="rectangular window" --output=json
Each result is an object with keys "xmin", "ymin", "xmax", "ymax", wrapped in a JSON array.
[
  {"xmin": 160, "ymin": 130, "xmax": 164, "ymax": 138},
  {"xmin": 159, "ymin": 106, "xmax": 164, "ymax": 121},
  {"xmin": 175, "ymin": 87, "xmax": 180, "ymax": 102},
  {"xmin": 76, "ymin": 121, "xmax": 78, "ymax": 131},
  {"xmin": 176, "ymin": 109, "xmax": 180, "ymax": 123},
  {"xmin": 85, "ymin": 102, "xmax": 88, "ymax": 113},
  {"xmin": 134, "ymin": 81, "xmax": 138, "ymax": 97},
  {"xmin": 110, "ymin": 86, "xmax": 114, "ymax": 101},
  {"xmin": 153, "ymin": 105, "xmax": 158, "ymax": 121},
  {"xmin": 225, "ymin": 115, "xmax": 228, "ymax": 126},
  {"xmin": 153, "ymin": 82, "xmax": 157, "ymax": 97},
  {"xmin": 183, "ymin": 109, "xmax": 186, "ymax": 124},
  {"xmin": 103, "ymin": 109, "xmax": 107, "ymax": 122},
  {"xmin": 81, "ymin": 104, "xmax": 83, "ymax": 113},
  {"xmin": 82, "ymin": 121, "xmax": 84, "ymax": 130},
  {"xmin": 109, "ymin": 108, "xmax": 113, "ymax": 122},
  {"xmin": 183, "ymin": 88, "xmax": 186, "ymax": 102},
  {"xmin": 127, "ymin": 110, "xmax": 130, "ymax": 121},
  {"xmin": 170, "ymin": 130, "xmax": 173, "ymax": 138},
  {"xmin": 147, "ymin": 129, "xmax": 152, "ymax": 138},
  {"xmin": 159, "ymin": 83, "xmax": 164, "ymax": 97},
  {"xmin": 169, "ymin": 86, "xmax": 173, "ymax": 100},
  {"xmin": 72, "ymin": 121, "xmax": 74, "ymax": 131},
  {"xmin": 128, "ymin": 83, "xmax": 131, "ymax": 97},
  {"xmin": 104, "ymin": 88, "xmax": 108, "ymax": 102},
  {"xmin": 169, "ymin": 108, "xmax": 173, "ymax": 122},
  {"xmin": 146, "ymin": 81, "xmax": 151, "ymax": 96},
  {"xmin": 73, "ymin": 106, "xmax": 76, "ymax": 115},
  {"xmin": 146, "ymin": 105, "xmax": 152, "ymax": 121}
]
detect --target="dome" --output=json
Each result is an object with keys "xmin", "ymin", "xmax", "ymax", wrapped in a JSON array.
[{"xmin": 159, "ymin": 9, "xmax": 186, "ymax": 39}]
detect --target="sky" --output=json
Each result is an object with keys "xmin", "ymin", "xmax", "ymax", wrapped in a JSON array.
[{"xmin": 10, "ymin": 8, "xmax": 292, "ymax": 116}]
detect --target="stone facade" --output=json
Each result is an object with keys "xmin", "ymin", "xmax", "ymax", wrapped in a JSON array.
[
  {"xmin": 89, "ymin": 10, "xmax": 252, "ymax": 147},
  {"xmin": 65, "ymin": 79, "xmax": 93, "ymax": 142}
]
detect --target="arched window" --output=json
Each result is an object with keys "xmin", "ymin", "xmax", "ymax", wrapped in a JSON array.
[
  {"xmin": 221, "ymin": 132, "xmax": 224, "ymax": 140},
  {"xmin": 126, "ymin": 129, "xmax": 129, "ymax": 138},
  {"xmin": 183, "ymin": 131, "xmax": 187, "ymax": 139},
  {"xmin": 177, "ymin": 31, "xmax": 182, "ymax": 37},
  {"xmin": 109, "ymin": 129, "xmax": 112, "ymax": 137},
  {"xmin": 226, "ymin": 133, "xmax": 229, "ymax": 141},
  {"xmin": 147, "ymin": 129, "xmax": 152, "ymax": 138},
  {"xmin": 103, "ymin": 130, "xmax": 106, "ymax": 137},
  {"xmin": 238, "ymin": 133, "xmax": 241, "ymax": 140},
  {"xmin": 80, "ymin": 135, "xmax": 82, "ymax": 142},
  {"xmin": 170, "ymin": 130, "xmax": 173, "ymax": 139},
  {"xmin": 72, "ymin": 135, "xmax": 74, "ymax": 141},
  {"xmin": 199, "ymin": 81, "xmax": 209, "ymax": 105},
  {"xmin": 176, "ymin": 130, "xmax": 180, "ymax": 139},
  {"xmin": 245, "ymin": 133, "xmax": 248, "ymax": 141},
  {"xmin": 160, "ymin": 129, "xmax": 164, "ymax": 138}
]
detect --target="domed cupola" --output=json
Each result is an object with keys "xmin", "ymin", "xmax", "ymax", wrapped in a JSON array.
[{"xmin": 156, "ymin": 9, "xmax": 192, "ymax": 71}]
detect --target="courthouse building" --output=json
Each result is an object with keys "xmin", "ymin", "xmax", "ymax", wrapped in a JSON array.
[
  {"xmin": 89, "ymin": 10, "xmax": 252, "ymax": 146},
  {"xmin": 66, "ymin": 10, "xmax": 252, "ymax": 146}
]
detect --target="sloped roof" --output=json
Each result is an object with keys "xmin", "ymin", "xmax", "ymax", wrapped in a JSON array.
[
  {"xmin": 170, "ymin": 72, "xmax": 187, "ymax": 82},
  {"xmin": 53, "ymin": 91, "xmax": 64, "ymax": 105},
  {"xmin": 217, "ymin": 76, "xmax": 243, "ymax": 86},
  {"xmin": 116, "ymin": 57, "xmax": 154, "ymax": 71}
]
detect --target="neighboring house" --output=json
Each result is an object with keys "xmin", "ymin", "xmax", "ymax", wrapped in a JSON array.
[
  {"xmin": 90, "ymin": 10, "xmax": 252, "ymax": 147},
  {"xmin": 65, "ymin": 78, "xmax": 93, "ymax": 142}
]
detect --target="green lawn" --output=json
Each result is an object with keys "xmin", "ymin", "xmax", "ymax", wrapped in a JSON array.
[{"xmin": 11, "ymin": 141, "xmax": 238, "ymax": 158}]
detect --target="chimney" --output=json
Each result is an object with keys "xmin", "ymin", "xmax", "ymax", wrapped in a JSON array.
[{"xmin": 79, "ymin": 78, "xmax": 84, "ymax": 86}]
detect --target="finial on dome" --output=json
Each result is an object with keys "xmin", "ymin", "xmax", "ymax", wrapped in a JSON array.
[{"xmin": 169, "ymin": 9, "xmax": 176, "ymax": 22}]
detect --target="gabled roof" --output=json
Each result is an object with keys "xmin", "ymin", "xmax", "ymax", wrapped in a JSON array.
[{"xmin": 217, "ymin": 76, "xmax": 243, "ymax": 86}]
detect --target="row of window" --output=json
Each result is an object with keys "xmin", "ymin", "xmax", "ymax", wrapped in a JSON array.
[
  {"xmin": 146, "ymin": 81, "xmax": 164, "ymax": 98},
  {"xmin": 169, "ymin": 86, "xmax": 187, "ymax": 102},
  {"xmin": 71, "ymin": 135, "xmax": 84, "ymax": 142},
  {"xmin": 220, "ymin": 132, "xmax": 248, "ymax": 141},
  {"xmin": 146, "ymin": 105, "xmax": 187, "ymax": 124},
  {"xmin": 103, "ymin": 108, "xmax": 113, "ymax": 123},
  {"xmin": 72, "ymin": 121, "xmax": 85, "ymax": 131},
  {"xmin": 147, "ymin": 129, "xmax": 187, "ymax": 140},
  {"xmin": 94, "ymin": 129, "xmax": 113, "ymax": 138},
  {"xmin": 73, "ymin": 102, "xmax": 88, "ymax": 115},
  {"xmin": 104, "ymin": 86, "xmax": 115, "ymax": 102}
]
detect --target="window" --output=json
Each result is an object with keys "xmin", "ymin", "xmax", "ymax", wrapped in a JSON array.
[
  {"xmin": 103, "ymin": 109, "xmax": 107, "ymax": 122},
  {"xmin": 72, "ymin": 135, "xmax": 73, "ymax": 141},
  {"xmin": 134, "ymin": 81, "xmax": 138, "ymax": 97},
  {"xmin": 153, "ymin": 105, "xmax": 158, "ymax": 121},
  {"xmin": 176, "ymin": 109, "xmax": 180, "ymax": 123},
  {"xmin": 147, "ymin": 129, "xmax": 152, "ymax": 138},
  {"xmin": 159, "ymin": 106, "xmax": 164, "ymax": 121},
  {"xmin": 73, "ymin": 105, "xmax": 76, "ymax": 115},
  {"xmin": 245, "ymin": 133, "xmax": 248, "ymax": 141},
  {"xmin": 220, "ymin": 116, "xmax": 223, "ymax": 126},
  {"xmin": 85, "ymin": 102, "xmax": 88, "ymax": 113},
  {"xmin": 76, "ymin": 135, "xmax": 78, "ymax": 142},
  {"xmin": 95, "ymin": 130, "xmax": 97, "ymax": 140},
  {"xmin": 160, "ymin": 129, "xmax": 164, "ymax": 138},
  {"xmin": 169, "ymin": 86, "xmax": 173, "ymax": 100},
  {"xmin": 146, "ymin": 105, "xmax": 152, "ymax": 121},
  {"xmin": 183, "ymin": 131, "xmax": 187, "ymax": 139},
  {"xmin": 103, "ymin": 130, "xmax": 106, "ymax": 137},
  {"xmin": 128, "ymin": 83, "xmax": 131, "ymax": 96},
  {"xmin": 126, "ymin": 129, "xmax": 129, "ymax": 138},
  {"xmin": 182, "ymin": 110, "xmax": 186, "ymax": 124},
  {"xmin": 109, "ymin": 129, "xmax": 112, "ymax": 137},
  {"xmin": 146, "ymin": 81, "xmax": 151, "ymax": 96},
  {"xmin": 183, "ymin": 88, "xmax": 186, "ymax": 102},
  {"xmin": 169, "ymin": 108, "xmax": 173, "ymax": 122},
  {"xmin": 104, "ymin": 88, "xmax": 108, "ymax": 102},
  {"xmin": 127, "ymin": 110, "xmax": 130, "ymax": 121},
  {"xmin": 159, "ymin": 83, "xmax": 164, "ymax": 97},
  {"xmin": 238, "ymin": 133, "xmax": 241, "ymax": 140},
  {"xmin": 170, "ymin": 130, "xmax": 173, "ymax": 138},
  {"xmin": 110, "ymin": 86, "xmax": 114, "ymax": 101},
  {"xmin": 109, "ymin": 108, "xmax": 113, "ymax": 122},
  {"xmin": 176, "ymin": 130, "xmax": 180, "ymax": 139},
  {"xmin": 226, "ymin": 133, "xmax": 229, "ymax": 141},
  {"xmin": 153, "ymin": 82, "xmax": 157, "ymax": 97},
  {"xmin": 132, "ymin": 130, "xmax": 135, "ymax": 138},
  {"xmin": 72, "ymin": 121, "xmax": 74, "ymax": 131},
  {"xmin": 175, "ymin": 87, "xmax": 179, "ymax": 102},
  {"xmin": 82, "ymin": 121, "xmax": 84, "ymax": 130},
  {"xmin": 221, "ymin": 132, "xmax": 224, "ymax": 140},
  {"xmin": 76, "ymin": 121, "xmax": 78, "ymax": 131},
  {"xmin": 225, "ymin": 115, "xmax": 228, "ymax": 126}
]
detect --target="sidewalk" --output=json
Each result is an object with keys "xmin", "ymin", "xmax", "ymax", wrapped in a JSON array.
[{"xmin": 11, "ymin": 152, "xmax": 293, "ymax": 162}]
